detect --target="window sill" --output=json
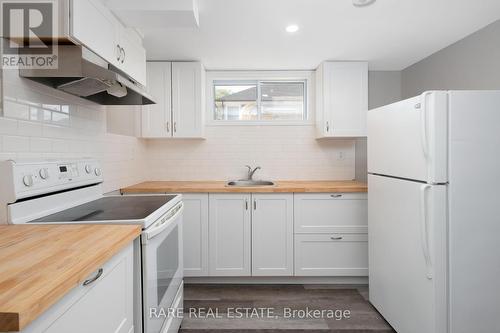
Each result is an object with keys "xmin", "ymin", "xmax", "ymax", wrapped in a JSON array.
[{"xmin": 206, "ymin": 121, "xmax": 315, "ymax": 127}]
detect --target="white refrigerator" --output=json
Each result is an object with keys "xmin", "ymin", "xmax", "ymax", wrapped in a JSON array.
[{"xmin": 367, "ymin": 91, "xmax": 500, "ymax": 333}]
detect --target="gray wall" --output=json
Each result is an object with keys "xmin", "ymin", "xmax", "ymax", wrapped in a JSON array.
[
  {"xmin": 355, "ymin": 71, "xmax": 402, "ymax": 181},
  {"xmin": 402, "ymin": 19, "xmax": 500, "ymax": 98}
]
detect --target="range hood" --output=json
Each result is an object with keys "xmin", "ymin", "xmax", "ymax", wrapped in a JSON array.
[{"xmin": 19, "ymin": 45, "xmax": 155, "ymax": 105}]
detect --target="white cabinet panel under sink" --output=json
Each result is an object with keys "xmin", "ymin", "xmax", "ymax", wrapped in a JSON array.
[
  {"xmin": 251, "ymin": 194, "xmax": 294, "ymax": 276},
  {"xmin": 208, "ymin": 193, "xmax": 251, "ymax": 276}
]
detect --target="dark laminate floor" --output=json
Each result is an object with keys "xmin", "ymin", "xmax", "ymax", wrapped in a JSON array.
[{"xmin": 180, "ymin": 284, "xmax": 395, "ymax": 332}]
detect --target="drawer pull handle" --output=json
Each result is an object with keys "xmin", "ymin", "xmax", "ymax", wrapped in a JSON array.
[
  {"xmin": 330, "ymin": 236, "xmax": 343, "ymax": 240},
  {"xmin": 330, "ymin": 194, "xmax": 342, "ymax": 198},
  {"xmin": 83, "ymin": 268, "xmax": 103, "ymax": 286}
]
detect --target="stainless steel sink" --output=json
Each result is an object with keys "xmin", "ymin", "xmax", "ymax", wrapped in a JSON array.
[{"xmin": 226, "ymin": 180, "xmax": 275, "ymax": 187}]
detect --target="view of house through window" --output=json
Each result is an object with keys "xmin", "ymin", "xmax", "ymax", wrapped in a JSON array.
[{"xmin": 214, "ymin": 80, "xmax": 306, "ymax": 121}]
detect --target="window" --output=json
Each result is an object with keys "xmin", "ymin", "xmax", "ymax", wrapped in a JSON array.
[{"xmin": 213, "ymin": 79, "xmax": 307, "ymax": 122}]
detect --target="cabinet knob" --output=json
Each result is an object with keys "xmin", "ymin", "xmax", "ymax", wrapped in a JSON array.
[
  {"xmin": 330, "ymin": 236, "xmax": 343, "ymax": 240},
  {"xmin": 166, "ymin": 121, "xmax": 170, "ymax": 133},
  {"xmin": 326, "ymin": 121, "xmax": 330, "ymax": 132},
  {"xmin": 120, "ymin": 47, "xmax": 125, "ymax": 63},
  {"xmin": 173, "ymin": 122, "xmax": 177, "ymax": 133},
  {"xmin": 330, "ymin": 194, "xmax": 342, "ymax": 198}
]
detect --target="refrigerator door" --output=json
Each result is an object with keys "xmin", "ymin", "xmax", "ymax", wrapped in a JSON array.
[
  {"xmin": 368, "ymin": 91, "xmax": 448, "ymax": 183},
  {"xmin": 368, "ymin": 174, "xmax": 447, "ymax": 333}
]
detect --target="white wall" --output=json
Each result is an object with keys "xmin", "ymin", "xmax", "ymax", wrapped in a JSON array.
[
  {"xmin": 402, "ymin": 19, "xmax": 500, "ymax": 98},
  {"xmin": 0, "ymin": 69, "xmax": 146, "ymax": 193}
]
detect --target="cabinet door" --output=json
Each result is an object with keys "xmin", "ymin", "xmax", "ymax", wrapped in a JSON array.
[
  {"xmin": 117, "ymin": 28, "xmax": 147, "ymax": 86},
  {"xmin": 141, "ymin": 62, "xmax": 172, "ymax": 138},
  {"xmin": 294, "ymin": 193, "xmax": 367, "ymax": 234},
  {"xmin": 43, "ymin": 244, "xmax": 134, "ymax": 333},
  {"xmin": 70, "ymin": 0, "xmax": 119, "ymax": 67},
  {"xmin": 252, "ymin": 194, "xmax": 294, "ymax": 276},
  {"xmin": 182, "ymin": 194, "xmax": 209, "ymax": 277},
  {"xmin": 317, "ymin": 62, "xmax": 368, "ymax": 138},
  {"xmin": 171, "ymin": 62, "xmax": 205, "ymax": 138},
  {"xmin": 209, "ymin": 194, "xmax": 251, "ymax": 276},
  {"xmin": 294, "ymin": 234, "xmax": 368, "ymax": 276}
]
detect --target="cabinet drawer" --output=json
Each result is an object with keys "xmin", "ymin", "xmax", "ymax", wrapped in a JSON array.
[
  {"xmin": 294, "ymin": 193, "xmax": 367, "ymax": 233},
  {"xmin": 294, "ymin": 234, "xmax": 368, "ymax": 276},
  {"xmin": 22, "ymin": 243, "xmax": 134, "ymax": 333}
]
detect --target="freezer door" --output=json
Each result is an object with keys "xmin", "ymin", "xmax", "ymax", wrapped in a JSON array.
[
  {"xmin": 368, "ymin": 91, "xmax": 448, "ymax": 183},
  {"xmin": 368, "ymin": 174, "xmax": 447, "ymax": 333}
]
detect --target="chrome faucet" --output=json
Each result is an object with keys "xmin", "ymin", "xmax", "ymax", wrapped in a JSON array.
[{"xmin": 245, "ymin": 165, "xmax": 261, "ymax": 180}]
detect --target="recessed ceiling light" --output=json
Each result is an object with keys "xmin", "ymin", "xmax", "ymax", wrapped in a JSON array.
[
  {"xmin": 353, "ymin": 0, "xmax": 376, "ymax": 7},
  {"xmin": 285, "ymin": 25, "xmax": 299, "ymax": 33}
]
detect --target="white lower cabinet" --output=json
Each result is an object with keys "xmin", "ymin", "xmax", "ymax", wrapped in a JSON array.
[
  {"xmin": 252, "ymin": 194, "xmax": 294, "ymax": 276},
  {"xmin": 294, "ymin": 193, "xmax": 368, "ymax": 277},
  {"xmin": 182, "ymin": 193, "xmax": 209, "ymax": 276},
  {"xmin": 294, "ymin": 234, "xmax": 368, "ymax": 276},
  {"xmin": 208, "ymin": 193, "xmax": 251, "ymax": 276},
  {"xmin": 22, "ymin": 243, "xmax": 134, "ymax": 333},
  {"xmin": 187, "ymin": 192, "xmax": 368, "ymax": 278},
  {"xmin": 294, "ymin": 193, "xmax": 368, "ymax": 234}
]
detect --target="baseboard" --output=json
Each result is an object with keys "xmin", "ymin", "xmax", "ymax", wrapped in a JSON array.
[{"xmin": 184, "ymin": 276, "xmax": 368, "ymax": 285}]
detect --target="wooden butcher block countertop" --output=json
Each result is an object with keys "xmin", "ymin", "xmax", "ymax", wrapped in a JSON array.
[
  {"xmin": 0, "ymin": 224, "xmax": 141, "ymax": 331},
  {"xmin": 121, "ymin": 180, "xmax": 368, "ymax": 193}
]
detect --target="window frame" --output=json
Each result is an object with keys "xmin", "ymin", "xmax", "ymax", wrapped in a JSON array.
[{"xmin": 206, "ymin": 70, "xmax": 314, "ymax": 126}]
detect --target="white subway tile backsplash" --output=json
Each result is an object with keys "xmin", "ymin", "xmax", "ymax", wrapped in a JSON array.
[
  {"xmin": 3, "ymin": 135, "xmax": 30, "ymax": 152},
  {"xmin": 18, "ymin": 120, "xmax": 43, "ymax": 137},
  {"xmin": 1, "ymin": 69, "xmax": 147, "ymax": 192},
  {"xmin": 3, "ymin": 100, "xmax": 29, "ymax": 120},
  {"xmin": 143, "ymin": 125, "xmax": 356, "ymax": 181},
  {"xmin": 0, "ymin": 117, "xmax": 18, "ymax": 135},
  {"xmin": 29, "ymin": 137, "xmax": 52, "ymax": 152}
]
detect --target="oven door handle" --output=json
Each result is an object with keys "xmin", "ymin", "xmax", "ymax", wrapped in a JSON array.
[{"xmin": 143, "ymin": 202, "xmax": 183, "ymax": 243}]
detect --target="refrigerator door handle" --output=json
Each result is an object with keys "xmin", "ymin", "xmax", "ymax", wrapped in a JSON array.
[
  {"xmin": 420, "ymin": 92, "xmax": 432, "ymax": 159},
  {"xmin": 420, "ymin": 184, "xmax": 433, "ymax": 279}
]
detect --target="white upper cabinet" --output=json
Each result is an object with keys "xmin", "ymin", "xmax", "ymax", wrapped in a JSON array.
[
  {"xmin": 141, "ymin": 62, "xmax": 172, "ymax": 138},
  {"xmin": 316, "ymin": 61, "xmax": 368, "ymax": 138},
  {"xmin": 70, "ymin": 0, "xmax": 118, "ymax": 66},
  {"xmin": 251, "ymin": 194, "xmax": 294, "ymax": 276},
  {"xmin": 141, "ymin": 61, "xmax": 205, "ymax": 139},
  {"xmin": 70, "ymin": 0, "xmax": 147, "ymax": 86},
  {"xmin": 172, "ymin": 62, "xmax": 205, "ymax": 138},
  {"xmin": 116, "ymin": 28, "xmax": 147, "ymax": 86}
]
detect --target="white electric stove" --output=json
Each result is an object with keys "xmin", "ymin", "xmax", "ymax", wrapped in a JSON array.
[{"xmin": 0, "ymin": 159, "xmax": 184, "ymax": 333}]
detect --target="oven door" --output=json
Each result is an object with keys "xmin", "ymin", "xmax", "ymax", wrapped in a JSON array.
[{"xmin": 141, "ymin": 202, "xmax": 183, "ymax": 333}]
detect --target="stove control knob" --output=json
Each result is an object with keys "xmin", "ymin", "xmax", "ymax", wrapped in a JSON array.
[
  {"xmin": 39, "ymin": 168, "xmax": 49, "ymax": 180},
  {"xmin": 85, "ymin": 164, "xmax": 92, "ymax": 174},
  {"xmin": 94, "ymin": 168, "xmax": 102, "ymax": 177},
  {"xmin": 23, "ymin": 175, "xmax": 34, "ymax": 187}
]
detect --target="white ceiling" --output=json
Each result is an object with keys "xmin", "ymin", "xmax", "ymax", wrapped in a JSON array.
[{"xmin": 140, "ymin": 0, "xmax": 500, "ymax": 70}]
